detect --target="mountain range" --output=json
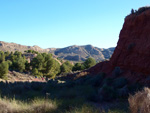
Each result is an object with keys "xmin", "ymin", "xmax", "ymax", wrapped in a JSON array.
[{"xmin": 0, "ymin": 41, "xmax": 115, "ymax": 62}]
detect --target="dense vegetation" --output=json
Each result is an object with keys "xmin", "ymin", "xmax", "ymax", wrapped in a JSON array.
[
  {"xmin": 0, "ymin": 50, "xmax": 96, "ymax": 79},
  {"xmin": 0, "ymin": 72, "xmax": 130, "ymax": 113},
  {"xmin": 0, "ymin": 50, "xmax": 146, "ymax": 113}
]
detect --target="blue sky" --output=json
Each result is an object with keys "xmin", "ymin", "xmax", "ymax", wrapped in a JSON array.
[{"xmin": 0, "ymin": 1, "xmax": 149, "ymax": 49}]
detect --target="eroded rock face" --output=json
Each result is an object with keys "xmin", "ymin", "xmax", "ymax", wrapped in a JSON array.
[{"xmin": 110, "ymin": 9, "xmax": 150, "ymax": 74}]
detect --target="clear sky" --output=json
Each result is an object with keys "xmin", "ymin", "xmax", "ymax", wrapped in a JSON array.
[{"xmin": 0, "ymin": 1, "xmax": 149, "ymax": 49}]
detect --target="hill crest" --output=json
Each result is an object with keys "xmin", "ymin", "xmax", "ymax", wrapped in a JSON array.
[{"xmin": 0, "ymin": 41, "xmax": 115, "ymax": 62}]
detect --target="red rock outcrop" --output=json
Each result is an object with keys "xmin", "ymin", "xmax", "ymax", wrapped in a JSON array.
[
  {"xmin": 110, "ymin": 8, "xmax": 150, "ymax": 74},
  {"xmin": 68, "ymin": 7, "xmax": 150, "ymax": 84},
  {"xmin": 85, "ymin": 7, "xmax": 150, "ymax": 82}
]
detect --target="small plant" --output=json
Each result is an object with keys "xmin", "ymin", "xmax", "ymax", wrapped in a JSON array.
[{"xmin": 131, "ymin": 9, "xmax": 135, "ymax": 14}]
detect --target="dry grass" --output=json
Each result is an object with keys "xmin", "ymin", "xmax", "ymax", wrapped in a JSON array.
[
  {"xmin": 128, "ymin": 87, "xmax": 150, "ymax": 113},
  {"xmin": 65, "ymin": 104, "xmax": 100, "ymax": 113},
  {"xmin": 0, "ymin": 97, "xmax": 129, "ymax": 113},
  {"xmin": 0, "ymin": 97, "xmax": 57, "ymax": 113}
]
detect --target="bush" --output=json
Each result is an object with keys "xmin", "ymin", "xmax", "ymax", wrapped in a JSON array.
[
  {"xmin": 0, "ymin": 61, "xmax": 8, "ymax": 79},
  {"xmin": 83, "ymin": 57, "xmax": 96, "ymax": 69},
  {"xmin": 72, "ymin": 63, "xmax": 85, "ymax": 71},
  {"xmin": 128, "ymin": 87, "xmax": 150, "ymax": 113},
  {"xmin": 127, "ymin": 83, "xmax": 143, "ymax": 94},
  {"xmin": 98, "ymin": 84, "xmax": 116, "ymax": 101},
  {"xmin": 102, "ymin": 78, "xmax": 113, "ymax": 86},
  {"xmin": 61, "ymin": 61, "xmax": 73, "ymax": 73},
  {"xmin": 112, "ymin": 77, "xmax": 128, "ymax": 88},
  {"xmin": 117, "ymin": 85, "xmax": 129, "ymax": 98},
  {"xmin": 84, "ymin": 73, "xmax": 105, "ymax": 87},
  {"xmin": 131, "ymin": 9, "xmax": 135, "ymax": 14}
]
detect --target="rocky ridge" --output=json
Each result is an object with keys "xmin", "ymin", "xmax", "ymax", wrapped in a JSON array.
[
  {"xmin": 0, "ymin": 41, "xmax": 115, "ymax": 62},
  {"xmin": 54, "ymin": 45, "xmax": 114, "ymax": 62},
  {"xmin": 82, "ymin": 7, "xmax": 150, "ymax": 84},
  {"xmin": 0, "ymin": 41, "xmax": 49, "ymax": 53}
]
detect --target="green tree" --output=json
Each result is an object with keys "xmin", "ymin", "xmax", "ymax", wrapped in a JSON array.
[
  {"xmin": 15, "ymin": 57, "xmax": 26, "ymax": 72},
  {"xmin": 72, "ymin": 63, "xmax": 85, "ymax": 71},
  {"xmin": 25, "ymin": 61, "xmax": 30, "ymax": 72},
  {"xmin": 83, "ymin": 57, "xmax": 96, "ymax": 69},
  {"xmin": 25, "ymin": 50, "xmax": 39, "ymax": 54},
  {"xmin": 14, "ymin": 51, "xmax": 22, "ymax": 57},
  {"xmin": 32, "ymin": 68, "xmax": 39, "ymax": 76},
  {"xmin": 0, "ymin": 51, "xmax": 5, "ymax": 63},
  {"xmin": 4, "ymin": 51, "xmax": 10, "ymax": 60},
  {"xmin": 6, "ymin": 60, "xmax": 12, "ymax": 67},
  {"xmin": 45, "ymin": 59, "xmax": 60, "ymax": 78},
  {"xmin": 31, "ymin": 53, "xmax": 60, "ymax": 78},
  {"xmin": 31, "ymin": 54, "xmax": 44, "ymax": 70},
  {"xmin": 61, "ymin": 61, "xmax": 73, "ymax": 73},
  {"xmin": 0, "ymin": 61, "xmax": 8, "ymax": 79},
  {"xmin": 11, "ymin": 55, "xmax": 26, "ymax": 72}
]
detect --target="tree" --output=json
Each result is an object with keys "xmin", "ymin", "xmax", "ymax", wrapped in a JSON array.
[
  {"xmin": 61, "ymin": 61, "xmax": 73, "ymax": 73},
  {"xmin": 10, "ymin": 51, "xmax": 24, "ymax": 71},
  {"xmin": 4, "ymin": 51, "xmax": 10, "ymax": 60},
  {"xmin": 45, "ymin": 59, "xmax": 60, "ymax": 78},
  {"xmin": 0, "ymin": 51, "xmax": 5, "ymax": 63},
  {"xmin": 16, "ymin": 57, "xmax": 26, "ymax": 72},
  {"xmin": 83, "ymin": 57, "xmax": 96, "ymax": 69},
  {"xmin": 72, "ymin": 63, "xmax": 85, "ymax": 71},
  {"xmin": 14, "ymin": 51, "xmax": 22, "ymax": 57},
  {"xmin": 6, "ymin": 60, "xmax": 12, "ymax": 67},
  {"xmin": 0, "ymin": 61, "xmax": 8, "ymax": 79},
  {"xmin": 32, "ymin": 68, "xmax": 39, "ymax": 76},
  {"xmin": 61, "ymin": 63, "xmax": 70, "ymax": 73},
  {"xmin": 31, "ymin": 53, "xmax": 60, "ymax": 78},
  {"xmin": 25, "ymin": 61, "xmax": 30, "ymax": 72},
  {"xmin": 31, "ymin": 54, "xmax": 44, "ymax": 70},
  {"xmin": 24, "ymin": 50, "xmax": 39, "ymax": 54}
]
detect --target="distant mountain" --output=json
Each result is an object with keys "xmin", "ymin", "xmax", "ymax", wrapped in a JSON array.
[
  {"xmin": 0, "ymin": 41, "xmax": 115, "ymax": 62},
  {"xmin": 0, "ymin": 41, "xmax": 49, "ymax": 53},
  {"xmin": 52, "ymin": 45, "xmax": 115, "ymax": 62}
]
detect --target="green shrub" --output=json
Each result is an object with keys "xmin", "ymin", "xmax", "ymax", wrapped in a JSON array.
[
  {"xmin": 112, "ymin": 77, "xmax": 128, "ymax": 88},
  {"xmin": 102, "ymin": 78, "xmax": 113, "ymax": 86},
  {"xmin": 117, "ymin": 85, "xmax": 129, "ymax": 98},
  {"xmin": 98, "ymin": 84, "xmax": 116, "ymax": 101},
  {"xmin": 61, "ymin": 61, "xmax": 73, "ymax": 73},
  {"xmin": 131, "ymin": 9, "xmax": 134, "ymax": 14},
  {"xmin": 72, "ymin": 63, "xmax": 85, "ymax": 71},
  {"xmin": 127, "ymin": 83, "xmax": 143, "ymax": 94},
  {"xmin": 84, "ymin": 73, "xmax": 105, "ymax": 87},
  {"xmin": 0, "ymin": 61, "xmax": 8, "ymax": 79},
  {"xmin": 83, "ymin": 57, "xmax": 96, "ymax": 69}
]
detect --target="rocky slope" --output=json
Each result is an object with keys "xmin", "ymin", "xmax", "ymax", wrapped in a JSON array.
[
  {"xmin": 0, "ymin": 41, "xmax": 115, "ymax": 62},
  {"xmin": 53, "ymin": 45, "xmax": 114, "ymax": 62},
  {"xmin": 0, "ymin": 41, "xmax": 49, "ymax": 53},
  {"xmin": 80, "ymin": 7, "xmax": 150, "ymax": 84},
  {"xmin": 110, "ymin": 7, "xmax": 150, "ymax": 74}
]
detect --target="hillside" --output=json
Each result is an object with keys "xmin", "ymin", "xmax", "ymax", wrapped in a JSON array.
[
  {"xmin": 53, "ymin": 45, "xmax": 114, "ymax": 62},
  {"xmin": 84, "ymin": 7, "xmax": 150, "ymax": 85},
  {"xmin": 0, "ymin": 41, "xmax": 49, "ymax": 53},
  {"xmin": 0, "ymin": 41, "xmax": 115, "ymax": 62}
]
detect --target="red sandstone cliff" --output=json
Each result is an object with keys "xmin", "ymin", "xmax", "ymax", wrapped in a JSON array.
[
  {"xmin": 110, "ymin": 8, "xmax": 150, "ymax": 74},
  {"xmin": 87, "ymin": 7, "xmax": 150, "ymax": 82}
]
